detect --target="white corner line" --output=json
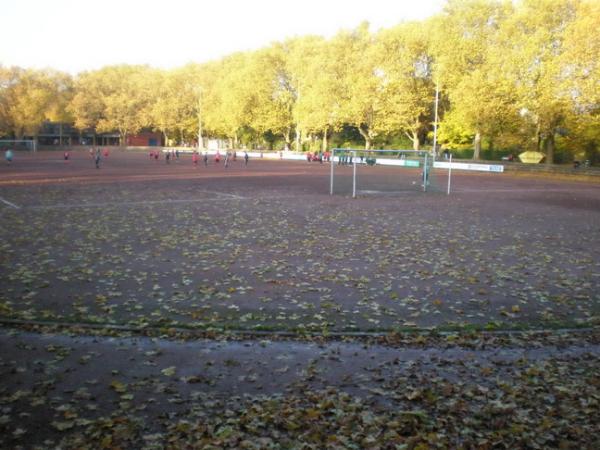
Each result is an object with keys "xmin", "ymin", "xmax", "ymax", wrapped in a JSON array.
[
  {"xmin": 204, "ymin": 190, "xmax": 246, "ymax": 200},
  {"xmin": 0, "ymin": 197, "xmax": 20, "ymax": 209}
]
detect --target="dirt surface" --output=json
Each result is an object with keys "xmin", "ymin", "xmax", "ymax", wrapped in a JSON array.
[
  {"xmin": 1, "ymin": 150, "xmax": 600, "ymax": 448},
  {"xmin": 0, "ymin": 326, "xmax": 599, "ymax": 449},
  {"xmin": 1, "ymin": 149, "xmax": 599, "ymax": 332}
]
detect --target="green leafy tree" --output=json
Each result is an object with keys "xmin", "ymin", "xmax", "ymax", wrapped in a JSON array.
[
  {"xmin": 334, "ymin": 23, "xmax": 381, "ymax": 150},
  {"xmin": 374, "ymin": 22, "xmax": 435, "ymax": 150},
  {"xmin": 431, "ymin": 0, "xmax": 515, "ymax": 159},
  {"xmin": 496, "ymin": 0, "xmax": 579, "ymax": 164},
  {"xmin": 0, "ymin": 67, "xmax": 71, "ymax": 139},
  {"xmin": 0, "ymin": 67, "xmax": 20, "ymax": 136},
  {"xmin": 70, "ymin": 65, "xmax": 154, "ymax": 145},
  {"xmin": 146, "ymin": 66, "xmax": 200, "ymax": 146},
  {"xmin": 202, "ymin": 53, "xmax": 255, "ymax": 147},
  {"xmin": 559, "ymin": 0, "xmax": 600, "ymax": 162},
  {"xmin": 287, "ymin": 36, "xmax": 346, "ymax": 151}
]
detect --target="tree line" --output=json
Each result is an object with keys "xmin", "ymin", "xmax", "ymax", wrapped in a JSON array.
[{"xmin": 0, "ymin": 0, "xmax": 598, "ymax": 163}]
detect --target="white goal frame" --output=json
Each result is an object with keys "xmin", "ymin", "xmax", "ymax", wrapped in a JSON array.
[
  {"xmin": 0, "ymin": 139, "xmax": 37, "ymax": 152},
  {"xmin": 329, "ymin": 148, "xmax": 439, "ymax": 197}
]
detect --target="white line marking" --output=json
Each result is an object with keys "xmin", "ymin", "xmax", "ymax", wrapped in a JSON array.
[
  {"xmin": 203, "ymin": 190, "xmax": 245, "ymax": 200},
  {"xmin": 0, "ymin": 197, "xmax": 20, "ymax": 209},
  {"xmin": 28, "ymin": 196, "xmax": 246, "ymax": 210},
  {"xmin": 453, "ymin": 188, "xmax": 600, "ymax": 194}
]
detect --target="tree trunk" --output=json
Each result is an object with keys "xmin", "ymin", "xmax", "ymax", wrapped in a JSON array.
[
  {"xmin": 295, "ymin": 127, "xmax": 301, "ymax": 151},
  {"xmin": 473, "ymin": 131, "xmax": 482, "ymax": 160},
  {"xmin": 358, "ymin": 126, "xmax": 372, "ymax": 150},
  {"xmin": 535, "ymin": 121, "xmax": 542, "ymax": 152},
  {"xmin": 544, "ymin": 132, "xmax": 555, "ymax": 165},
  {"xmin": 412, "ymin": 132, "xmax": 420, "ymax": 150},
  {"xmin": 403, "ymin": 130, "xmax": 420, "ymax": 151},
  {"xmin": 412, "ymin": 119, "xmax": 421, "ymax": 150},
  {"xmin": 322, "ymin": 127, "xmax": 329, "ymax": 152},
  {"xmin": 284, "ymin": 128, "xmax": 292, "ymax": 150}
]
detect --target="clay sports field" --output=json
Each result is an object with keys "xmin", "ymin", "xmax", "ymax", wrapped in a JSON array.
[
  {"xmin": 1, "ymin": 149, "xmax": 598, "ymax": 332},
  {"xmin": 1, "ymin": 149, "xmax": 600, "ymax": 449}
]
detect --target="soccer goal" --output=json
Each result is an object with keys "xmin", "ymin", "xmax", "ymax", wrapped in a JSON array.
[
  {"xmin": 0, "ymin": 139, "xmax": 37, "ymax": 152},
  {"xmin": 329, "ymin": 148, "xmax": 441, "ymax": 197}
]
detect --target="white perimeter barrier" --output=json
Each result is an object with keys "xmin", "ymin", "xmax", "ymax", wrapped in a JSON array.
[
  {"xmin": 433, "ymin": 161, "xmax": 504, "ymax": 173},
  {"xmin": 159, "ymin": 149, "xmax": 505, "ymax": 173}
]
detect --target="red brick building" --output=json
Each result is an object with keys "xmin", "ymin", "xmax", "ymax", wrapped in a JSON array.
[{"xmin": 126, "ymin": 131, "xmax": 163, "ymax": 146}]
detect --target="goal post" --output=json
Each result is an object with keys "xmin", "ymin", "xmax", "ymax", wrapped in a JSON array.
[
  {"xmin": 0, "ymin": 139, "xmax": 37, "ymax": 152},
  {"xmin": 329, "ymin": 148, "xmax": 442, "ymax": 197}
]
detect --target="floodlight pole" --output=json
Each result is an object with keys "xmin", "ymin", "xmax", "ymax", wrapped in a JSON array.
[
  {"xmin": 423, "ymin": 152, "xmax": 428, "ymax": 192},
  {"xmin": 447, "ymin": 154, "xmax": 453, "ymax": 195},
  {"xmin": 352, "ymin": 150, "xmax": 357, "ymax": 198},
  {"xmin": 330, "ymin": 149, "xmax": 335, "ymax": 195},
  {"xmin": 432, "ymin": 81, "xmax": 439, "ymax": 159},
  {"xmin": 195, "ymin": 86, "xmax": 204, "ymax": 150}
]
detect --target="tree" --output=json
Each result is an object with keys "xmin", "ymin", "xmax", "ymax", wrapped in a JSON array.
[
  {"xmin": 285, "ymin": 36, "xmax": 347, "ymax": 151},
  {"xmin": 202, "ymin": 53, "xmax": 255, "ymax": 147},
  {"xmin": 496, "ymin": 0, "xmax": 579, "ymax": 164},
  {"xmin": 243, "ymin": 45, "xmax": 296, "ymax": 149},
  {"xmin": 70, "ymin": 65, "xmax": 154, "ymax": 145},
  {"xmin": 0, "ymin": 66, "xmax": 20, "ymax": 136},
  {"xmin": 559, "ymin": 0, "xmax": 600, "ymax": 162},
  {"xmin": 430, "ymin": 0, "xmax": 514, "ymax": 159},
  {"xmin": 45, "ymin": 72, "xmax": 75, "ymax": 144},
  {"xmin": 334, "ymin": 23, "xmax": 381, "ymax": 150},
  {"xmin": 146, "ymin": 66, "xmax": 199, "ymax": 146},
  {"xmin": 374, "ymin": 22, "xmax": 435, "ymax": 150},
  {"xmin": 69, "ymin": 72, "xmax": 105, "ymax": 137},
  {"xmin": 0, "ymin": 67, "xmax": 71, "ymax": 139}
]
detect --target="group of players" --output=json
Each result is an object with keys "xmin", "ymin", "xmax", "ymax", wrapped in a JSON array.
[
  {"xmin": 4, "ymin": 147, "xmax": 253, "ymax": 168},
  {"xmin": 150, "ymin": 149, "xmax": 250, "ymax": 167}
]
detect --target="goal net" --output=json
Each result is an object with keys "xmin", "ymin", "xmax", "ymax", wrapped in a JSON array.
[
  {"xmin": 0, "ymin": 140, "xmax": 37, "ymax": 152},
  {"xmin": 329, "ymin": 149, "xmax": 440, "ymax": 197}
]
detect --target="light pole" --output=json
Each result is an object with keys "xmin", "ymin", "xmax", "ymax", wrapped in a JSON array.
[
  {"xmin": 432, "ymin": 81, "xmax": 439, "ymax": 159},
  {"xmin": 195, "ymin": 86, "xmax": 204, "ymax": 150}
]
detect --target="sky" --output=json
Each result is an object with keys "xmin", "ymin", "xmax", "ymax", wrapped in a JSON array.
[{"xmin": 1, "ymin": 0, "xmax": 446, "ymax": 75}]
